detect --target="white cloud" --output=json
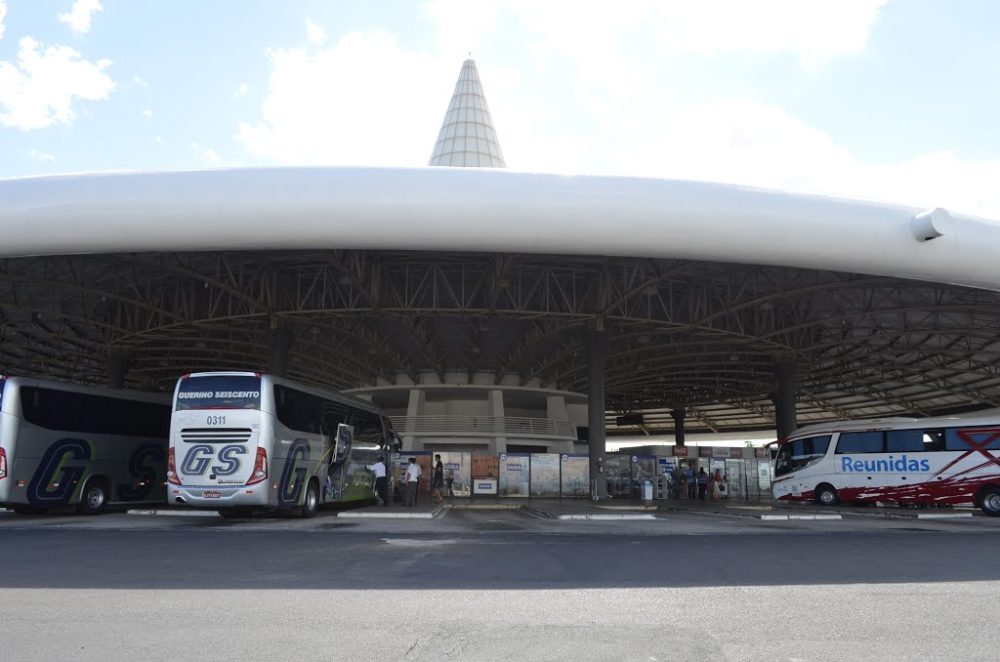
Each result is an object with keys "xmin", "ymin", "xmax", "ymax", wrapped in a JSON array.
[
  {"xmin": 190, "ymin": 141, "xmax": 223, "ymax": 167},
  {"xmin": 0, "ymin": 1, "xmax": 7, "ymax": 42},
  {"xmin": 142, "ymin": 108, "xmax": 152, "ymax": 117},
  {"xmin": 58, "ymin": 0, "xmax": 103, "ymax": 34},
  {"xmin": 0, "ymin": 36, "xmax": 115, "ymax": 130},
  {"xmin": 133, "ymin": 75, "xmax": 149, "ymax": 88},
  {"xmin": 535, "ymin": 97, "xmax": 1000, "ymax": 219},
  {"xmin": 237, "ymin": 31, "xmax": 455, "ymax": 166},
  {"xmin": 305, "ymin": 18, "xmax": 327, "ymax": 45},
  {"xmin": 425, "ymin": 0, "xmax": 889, "ymax": 71},
  {"xmin": 27, "ymin": 148, "xmax": 55, "ymax": 162},
  {"xmin": 154, "ymin": 134, "xmax": 164, "ymax": 144},
  {"xmin": 236, "ymin": 82, "xmax": 249, "ymax": 96}
]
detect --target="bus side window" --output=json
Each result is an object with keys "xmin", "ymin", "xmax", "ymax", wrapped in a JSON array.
[{"xmin": 922, "ymin": 429, "xmax": 945, "ymax": 452}]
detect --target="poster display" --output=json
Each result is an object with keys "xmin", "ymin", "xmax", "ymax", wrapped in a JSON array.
[
  {"xmin": 529, "ymin": 453, "xmax": 560, "ymax": 497},
  {"xmin": 437, "ymin": 451, "xmax": 472, "ymax": 497},
  {"xmin": 630, "ymin": 455, "xmax": 657, "ymax": 495},
  {"xmin": 472, "ymin": 454, "xmax": 499, "ymax": 495},
  {"xmin": 605, "ymin": 455, "xmax": 631, "ymax": 498},
  {"xmin": 560, "ymin": 454, "xmax": 590, "ymax": 497},
  {"xmin": 498, "ymin": 453, "xmax": 530, "ymax": 497}
]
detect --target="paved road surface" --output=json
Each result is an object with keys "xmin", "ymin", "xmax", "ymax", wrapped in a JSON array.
[{"xmin": 3, "ymin": 509, "xmax": 1000, "ymax": 661}]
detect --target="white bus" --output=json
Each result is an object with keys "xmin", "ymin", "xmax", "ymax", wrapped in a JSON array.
[
  {"xmin": 167, "ymin": 371, "xmax": 397, "ymax": 517},
  {"xmin": 772, "ymin": 414, "xmax": 1000, "ymax": 515},
  {"xmin": 0, "ymin": 375, "xmax": 171, "ymax": 515}
]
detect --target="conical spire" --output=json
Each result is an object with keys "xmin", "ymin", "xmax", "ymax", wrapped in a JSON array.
[{"xmin": 429, "ymin": 59, "xmax": 506, "ymax": 168}]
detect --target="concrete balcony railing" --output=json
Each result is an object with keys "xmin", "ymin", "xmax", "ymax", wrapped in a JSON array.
[{"xmin": 390, "ymin": 415, "xmax": 577, "ymax": 440}]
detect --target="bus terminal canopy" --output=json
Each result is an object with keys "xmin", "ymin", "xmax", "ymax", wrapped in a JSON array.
[{"xmin": 1, "ymin": 166, "xmax": 1000, "ymax": 434}]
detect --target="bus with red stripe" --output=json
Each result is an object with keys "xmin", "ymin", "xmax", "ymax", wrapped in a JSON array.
[{"xmin": 772, "ymin": 414, "xmax": 1000, "ymax": 515}]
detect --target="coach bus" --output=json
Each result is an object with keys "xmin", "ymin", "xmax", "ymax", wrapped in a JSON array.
[
  {"xmin": 167, "ymin": 371, "xmax": 397, "ymax": 517},
  {"xmin": 0, "ymin": 375, "xmax": 170, "ymax": 515},
  {"xmin": 772, "ymin": 414, "xmax": 1000, "ymax": 515}
]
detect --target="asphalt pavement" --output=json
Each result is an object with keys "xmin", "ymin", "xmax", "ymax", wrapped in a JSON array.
[{"xmin": 3, "ymin": 505, "xmax": 1000, "ymax": 661}]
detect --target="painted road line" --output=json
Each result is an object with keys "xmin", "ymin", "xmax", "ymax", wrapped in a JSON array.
[
  {"xmin": 787, "ymin": 514, "xmax": 843, "ymax": 521},
  {"xmin": 758, "ymin": 514, "xmax": 788, "ymax": 520}
]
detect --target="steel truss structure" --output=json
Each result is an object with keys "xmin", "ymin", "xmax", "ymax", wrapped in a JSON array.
[{"xmin": 2, "ymin": 249, "xmax": 1000, "ymax": 435}]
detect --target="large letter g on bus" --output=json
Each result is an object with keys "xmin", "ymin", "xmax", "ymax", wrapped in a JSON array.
[{"xmin": 181, "ymin": 444, "xmax": 214, "ymax": 475}]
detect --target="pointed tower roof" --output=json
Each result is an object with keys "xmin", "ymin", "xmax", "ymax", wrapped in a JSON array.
[{"xmin": 429, "ymin": 59, "xmax": 506, "ymax": 168}]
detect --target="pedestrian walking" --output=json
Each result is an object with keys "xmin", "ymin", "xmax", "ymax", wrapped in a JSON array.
[
  {"xmin": 697, "ymin": 467, "xmax": 709, "ymax": 500},
  {"xmin": 431, "ymin": 454, "xmax": 445, "ymax": 504},
  {"xmin": 404, "ymin": 457, "xmax": 421, "ymax": 507}
]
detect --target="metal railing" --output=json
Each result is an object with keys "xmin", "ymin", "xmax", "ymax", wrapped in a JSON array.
[{"xmin": 389, "ymin": 415, "xmax": 577, "ymax": 439}]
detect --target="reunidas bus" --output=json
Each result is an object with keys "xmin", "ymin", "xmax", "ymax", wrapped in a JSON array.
[
  {"xmin": 167, "ymin": 372, "xmax": 397, "ymax": 517},
  {"xmin": 0, "ymin": 375, "xmax": 170, "ymax": 515},
  {"xmin": 772, "ymin": 414, "xmax": 1000, "ymax": 515}
]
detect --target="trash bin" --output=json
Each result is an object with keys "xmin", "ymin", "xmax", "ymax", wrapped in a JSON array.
[{"xmin": 642, "ymin": 480, "xmax": 653, "ymax": 502}]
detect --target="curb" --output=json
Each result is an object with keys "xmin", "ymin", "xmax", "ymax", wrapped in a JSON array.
[
  {"xmin": 758, "ymin": 514, "xmax": 843, "ymax": 521},
  {"xmin": 557, "ymin": 513, "xmax": 657, "ymax": 521}
]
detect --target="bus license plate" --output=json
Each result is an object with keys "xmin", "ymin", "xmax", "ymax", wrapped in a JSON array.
[{"xmin": 202, "ymin": 490, "xmax": 222, "ymax": 499}]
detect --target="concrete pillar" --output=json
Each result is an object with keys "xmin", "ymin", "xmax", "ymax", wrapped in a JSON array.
[
  {"xmin": 107, "ymin": 350, "xmax": 131, "ymax": 389},
  {"xmin": 403, "ymin": 388, "xmax": 426, "ymax": 450},
  {"xmin": 489, "ymin": 389, "xmax": 507, "ymax": 454},
  {"xmin": 671, "ymin": 407, "xmax": 686, "ymax": 446},
  {"xmin": 268, "ymin": 324, "xmax": 293, "ymax": 377},
  {"xmin": 587, "ymin": 328, "xmax": 608, "ymax": 499},
  {"xmin": 546, "ymin": 395, "xmax": 569, "ymax": 421},
  {"xmin": 773, "ymin": 356, "xmax": 798, "ymax": 439}
]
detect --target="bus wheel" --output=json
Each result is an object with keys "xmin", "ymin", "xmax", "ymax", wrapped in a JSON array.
[
  {"xmin": 815, "ymin": 484, "xmax": 838, "ymax": 507},
  {"xmin": 300, "ymin": 481, "xmax": 319, "ymax": 519},
  {"xmin": 78, "ymin": 479, "xmax": 109, "ymax": 515},
  {"xmin": 979, "ymin": 487, "xmax": 1000, "ymax": 517}
]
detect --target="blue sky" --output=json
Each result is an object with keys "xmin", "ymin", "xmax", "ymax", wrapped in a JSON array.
[{"xmin": 2, "ymin": 0, "xmax": 1000, "ymax": 217}]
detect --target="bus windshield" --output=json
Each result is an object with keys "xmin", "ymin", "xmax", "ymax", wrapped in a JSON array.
[
  {"xmin": 175, "ymin": 374, "xmax": 262, "ymax": 410},
  {"xmin": 774, "ymin": 435, "xmax": 833, "ymax": 478}
]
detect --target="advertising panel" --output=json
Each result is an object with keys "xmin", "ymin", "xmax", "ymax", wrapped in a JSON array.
[
  {"xmin": 560, "ymin": 454, "xmax": 590, "ymax": 497},
  {"xmin": 529, "ymin": 453, "xmax": 561, "ymax": 497},
  {"xmin": 672, "ymin": 446, "xmax": 689, "ymax": 457},
  {"xmin": 437, "ymin": 451, "xmax": 471, "ymax": 497},
  {"xmin": 498, "ymin": 453, "xmax": 530, "ymax": 497},
  {"xmin": 605, "ymin": 455, "xmax": 631, "ymax": 498},
  {"xmin": 472, "ymin": 454, "xmax": 499, "ymax": 495},
  {"xmin": 631, "ymin": 455, "xmax": 657, "ymax": 495}
]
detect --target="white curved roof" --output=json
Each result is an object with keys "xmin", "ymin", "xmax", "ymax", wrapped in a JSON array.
[{"xmin": 1, "ymin": 166, "xmax": 999, "ymax": 292}]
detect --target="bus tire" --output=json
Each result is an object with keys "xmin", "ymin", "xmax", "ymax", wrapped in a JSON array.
[
  {"xmin": 978, "ymin": 486, "xmax": 1000, "ymax": 516},
  {"xmin": 300, "ymin": 480, "xmax": 319, "ymax": 519},
  {"xmin": 77, "ymin": 478, "xmax": 110, "ymax": 515},
  {"xmin": 814, "ymin": 484, "xmax": 838, "ymax": 507}
]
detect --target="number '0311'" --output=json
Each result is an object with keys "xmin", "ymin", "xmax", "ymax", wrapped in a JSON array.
[{"xmin": 206, "ymin": 415, "xmax": 226, "ymax": 425}]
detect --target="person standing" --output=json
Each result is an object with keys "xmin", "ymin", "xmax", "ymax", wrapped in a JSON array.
[
  {"xmin": 684, "ymin": 464, "xmax": 697, "ymax": 499},
  {"xmin": 367, "ymin": 456, "xmax": 388, "ymax": 507},
  {"xmin": 404, "ymin": 457, "xmax": 421, "ymax": 507},
  {"xmin": 431, "ymin": 454, "xmax": 445, "ymax": 504},
  {"xmin": 709, "ymin": 468, "xmax": 723, "ymax": 500},
  {"xmin": 697, "ymin": 467, "xmax": 709, "ymax": 500}
]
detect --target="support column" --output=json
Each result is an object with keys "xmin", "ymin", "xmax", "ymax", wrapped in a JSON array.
[
  {"xmin": 268, "ymin": 324, "xmax": 293, "ymax": 377},
  {"xmin": 107, "ymin": 350, "xmax": 131, "ymax": 389},
  {"xmin": 587, "ymin": 327, "xmax": 608, "ymax": 499},
  {"xmin": 489, "ymin": 389, "xmax": 507, "ymax": 454},
  {"xmin": 403, "ymin": 388, "xmax": 425, "ymax": 451},
  {"xmin": 772, "ymin": 356, "xmax": 798, "ymax": 440},
  {"xmin": 671, "ymin": 407, "xmax": 686, "ymax": 446}
]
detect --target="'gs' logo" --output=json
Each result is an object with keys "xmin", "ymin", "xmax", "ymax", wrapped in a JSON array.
[{"xmin": 181, "ymin": 444, "xmax": 246, "ymax": 476}]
